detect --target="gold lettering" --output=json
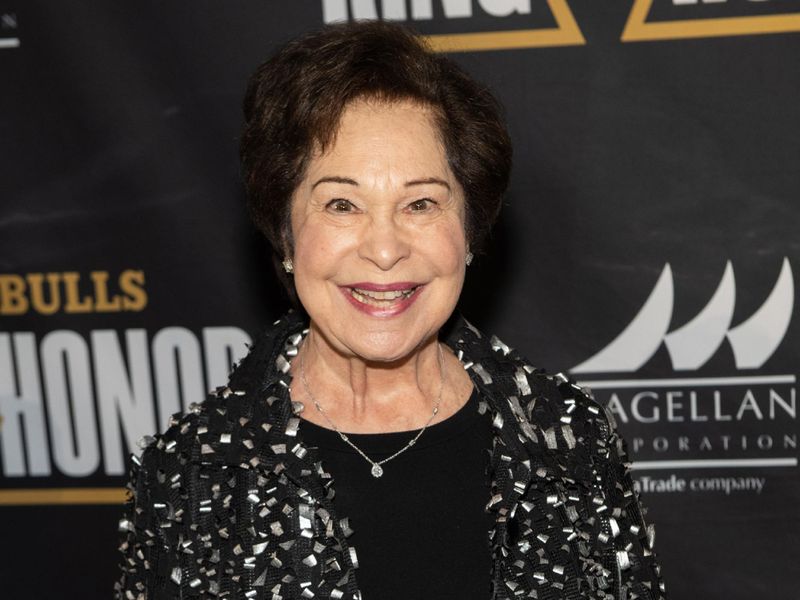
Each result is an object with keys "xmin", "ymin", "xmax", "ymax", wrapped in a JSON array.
[
  {"xmin": 90, "ymin": 271, "xmax": 122, "ymax": 312},
  {"xmin": 120, "ymin": 270, "xmax": 147, "ymax": 311},
  {"xmin": 27, "ymin": 273, "xmax": 61, "ymax": 315},
  {"xmin": 1, "ymin": 270, "xmax": 147, "ymax": 315},
  {"xmin": 0, "ymin": 274, "xmax": 29, "ymax": 315},
  {"xmin": 62, "ymin": 272, "xmax": 93, "ymax": 313}
]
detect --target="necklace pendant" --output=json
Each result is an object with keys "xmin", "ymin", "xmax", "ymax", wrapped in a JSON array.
[{"xmin": 370, "ymin": 464, "xmax": 384, "ymax": 478}]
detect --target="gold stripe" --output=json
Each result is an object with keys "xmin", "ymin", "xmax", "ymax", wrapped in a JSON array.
[
  {"xmin": 0, "ymin": 487, "xmax": 128, "ymax": 506},
  {"xmin": 623, "ymin": 0, "xmax": 800, "ymax": 42},
  {"xmin": 424, "ymin": 0, "xmax": 585, "ymax": 52}
]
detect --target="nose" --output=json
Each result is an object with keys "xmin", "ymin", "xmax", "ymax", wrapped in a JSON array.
[{"xmin": 357, "ymin": 213, "xmax": 410, "ymax": 271}]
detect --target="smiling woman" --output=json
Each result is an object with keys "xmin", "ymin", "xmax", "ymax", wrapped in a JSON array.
[
  {"xmin": 115, "ymin": 20, "xmax": 666, "ymax": 600},
  {"xmin": 290, "ymin": 100, "xmax": 471, "ymax": 415}
]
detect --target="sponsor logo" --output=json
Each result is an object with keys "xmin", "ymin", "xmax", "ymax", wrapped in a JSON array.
[
  {"xmin": 1, "ymin": 12, "xmax": 19, "ymax": 49},
  {"xmin": 572, "ymin": 258, "xmax": 793, "ymax": 373},
  {"xmin": 321, "ymin": 0, "xmax": 585, "ymax": 51},
  {"xmin": 0, "ymin": 268, "xmax": 252, "ymax": 488},
  {"xmin": 0, "ymin": 270, "xmax": 147, "ymax": 316},
  {"xmin": 0, "ymin": 324, "xmax": 252, "ymax": 479},
  {"xmin": 572, "ymin": 258, "xmax": 797, "ymax": 495},
  {"xmin": 622, "ymin": 0, "xmax": 800, "ymax": 43}
]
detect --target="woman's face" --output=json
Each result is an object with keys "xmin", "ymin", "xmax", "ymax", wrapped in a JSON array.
[{"xmin": 289, "ymin": 99, "xmax": 468, "ymax": 363}]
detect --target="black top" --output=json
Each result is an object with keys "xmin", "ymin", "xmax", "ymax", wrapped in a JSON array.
[{"xmin": 299, "ymin": 387, "xmax": 495, "ymax": 600}]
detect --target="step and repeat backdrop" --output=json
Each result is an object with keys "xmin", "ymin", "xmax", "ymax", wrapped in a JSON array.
[{"xmin": 1, "ymin": 1, "xmax": 798, "ymax": 598}]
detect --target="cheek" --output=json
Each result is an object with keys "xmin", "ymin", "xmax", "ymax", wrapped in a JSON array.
[
  {"xmin": 292, "ymin": 220, "xmax": 354, "ymax": 280},
  {"xmin": 427, "ymin": 223, "xmax": 467, "ymax": 273}
]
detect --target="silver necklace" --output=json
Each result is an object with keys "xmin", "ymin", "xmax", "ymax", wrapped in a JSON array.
[{"xmin": 298, "ymin": 343, "xmax": 444, "ymax": 478}]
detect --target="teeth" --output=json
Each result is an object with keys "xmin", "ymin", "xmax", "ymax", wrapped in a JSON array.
[
  {"xmin": 354, "ymin": 288, "xmax": 407, "ymax": 300},
  {"xmin": 350, "ymin": 287, "xmax": 416, "ymax": 305}
]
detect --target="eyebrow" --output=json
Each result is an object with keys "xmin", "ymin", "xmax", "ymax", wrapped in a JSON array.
[
  {"xmin": 405, "ymin": 177, "xmax": 450, "ymax": 190},
  {"xmin": 311, "ymin": 176, "xmax": 358, "ymax": 189},
  {"xmin": 311, "ymin": 176, "xmax": 451, "ymax": 190}
]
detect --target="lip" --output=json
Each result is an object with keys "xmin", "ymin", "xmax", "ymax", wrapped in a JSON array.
[
  {"xmin": 339, "ymin": 282, "xmax": 424, "ymax": 317},
  {"xmin": 344, "ymin": 281, "xmax": 422, "ymax": 292}
]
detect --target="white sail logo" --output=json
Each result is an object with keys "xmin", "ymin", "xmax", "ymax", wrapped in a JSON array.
[{"xmin": 572, "ymin": 258, "xmax": 794, "ymax": 374}]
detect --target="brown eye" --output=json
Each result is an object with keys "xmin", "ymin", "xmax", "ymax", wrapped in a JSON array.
[
  {"xmin": 409, "ymin": 198, "xmax": 436, "ymax": 212},
  {"xmin": 327, "ymin": 198, "xmax": 355, "ymax": 213}
]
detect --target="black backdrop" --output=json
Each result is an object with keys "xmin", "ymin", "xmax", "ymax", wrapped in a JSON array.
[{"xmin": 1, "ymin": 1, "xmax": 799, "ymax": 598}]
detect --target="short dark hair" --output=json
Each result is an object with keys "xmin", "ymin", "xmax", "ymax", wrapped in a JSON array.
[{"xmin": 240, "ymin": 20, "xmax": 512, "ymax": 259}]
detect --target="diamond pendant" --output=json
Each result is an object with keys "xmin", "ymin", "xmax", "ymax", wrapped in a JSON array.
[{"xmin": 370, "ymin": 464, "xmax": 384, "ymax": 478}]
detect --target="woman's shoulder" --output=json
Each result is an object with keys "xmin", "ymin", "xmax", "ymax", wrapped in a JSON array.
[
  {"xmin": 133, "ymin": 312, "xmax": 306, "ymax": 473},
  {"xmin": 132, "ymin": 387, "xmax": 254, "ymax": 480},
  {"xmin": 447, "ymin": 314, "xmax": 614, "ymax": 440},
  {"xmin": 458, "ymin": 322, "xmax": 665, "ymax": 597}
]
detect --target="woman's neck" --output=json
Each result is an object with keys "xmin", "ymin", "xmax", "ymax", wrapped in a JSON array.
[{"xmin": 290, "ymin": 324, "xmax": 472, "ymax": 433}]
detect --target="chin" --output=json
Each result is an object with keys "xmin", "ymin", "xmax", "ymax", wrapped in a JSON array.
[{"xmin": 346, "ymin": 332, "xmax": 421, "ymax": 363}]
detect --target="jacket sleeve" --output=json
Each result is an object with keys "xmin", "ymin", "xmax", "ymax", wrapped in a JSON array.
[
  {"xmin": 115, "ymin": 443, "xmax": 182, "ymax": 599},
  {"xmin": 569, "ymin": 377, "xmax": 667, "ymax": 600}
]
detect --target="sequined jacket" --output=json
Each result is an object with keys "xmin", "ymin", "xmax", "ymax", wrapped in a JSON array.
[{"xmin": 116, "ymin": 312, "xmax": 665, "ymax": 600}]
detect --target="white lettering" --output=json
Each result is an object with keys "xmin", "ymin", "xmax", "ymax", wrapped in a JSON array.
[
  {"xmin": 689, "ymin": 390, "xmax": 708, "ymax": 421},
  {"xmin": 92, "ymin": 330, "xmax": 155, "ymax": 475},
  {"xmin": 689, "ymin": 477, "xmax": 765, "ymax": 494},
  {"xmin": 629, "ymin": 433, "xmax": 795, "ymax": 454},
  {"xmin": 0, "ymin": 333, "xmax": 51, "ymax": 476},
  {"xmin": 322, "ymin": 0, "xmax": 533, "ymax": 22},
  {"xmin": 631, "ymin": 391, "xmax": 660, "ymax": 423},
  {"xmin": 152, "ymin": 328, "xmax": 205, "ymax": 428},
  {"xmin": 322, "ymin": 0, "xmax": 378, "ymax": 23},
  {"xmin": 635, "ymin": 475, "xmax": 686, "ymax": 493},
  {"xmin": 736, "ymin": 389, "xmax": 764, "ymax": 420},
  {"xmin": 666, "ymin": 390, "xmax": 684, "ymax": 422},
  {"xmin": 769, "ymin": 388, "xmax": 795, "ymax": 418},
  {"xmin": 479, "ymin": 0, "xmax": 531, "ymax": 17},
  {"xmin": 605, "ymin": 393, "xmax": 629, "ymax": 423},
  {"xmin": 383, "ymin": 0, "xmax": 407, "ymax": 20},
  {"xmin": 597, "ymin": 387, "xmax": 796, "ymax": 424},
  {"xmin": 411, "ymin": 0, "xmax": 472, "ymax": 19},
  {"xmin": 41, "ymin": 331, "xmax": 99, "ymax": 476},
  {"xmin": 713, "ymin": 390, "xmax": 732, "ymax": 421},
  {"xmin": 0, "ymin": 326, "xmax": 253, "ymax": 477}
]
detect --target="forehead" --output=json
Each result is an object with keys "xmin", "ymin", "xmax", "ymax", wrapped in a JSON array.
[{"xmin": 306, "ymin": 99, "xmax": 450, "ymax": 177}]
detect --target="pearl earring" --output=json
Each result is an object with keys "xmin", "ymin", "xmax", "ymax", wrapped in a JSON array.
[
  {"xmin": 465, "ymin": 251, "xmax": 473, "ymax": 266},
  {"xmin": 282, "ymin": 258, "xmax": 294, "ymax": 274}
]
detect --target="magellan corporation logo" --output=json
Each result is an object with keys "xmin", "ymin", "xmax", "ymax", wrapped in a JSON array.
[
  {"xmin": 573, "ymin": 258, "xmax": 793, "ymax": 373},
  {"xmin": 321, "ymin": 0, "xmax": 585, "ymax": 51},
  {"xmin": 0, "ymin": 12, "xmax": 19, "ymax": 49},
  {"xmin": 572, "ymin": 258, "xmax": 796, "ymax": 496}
]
